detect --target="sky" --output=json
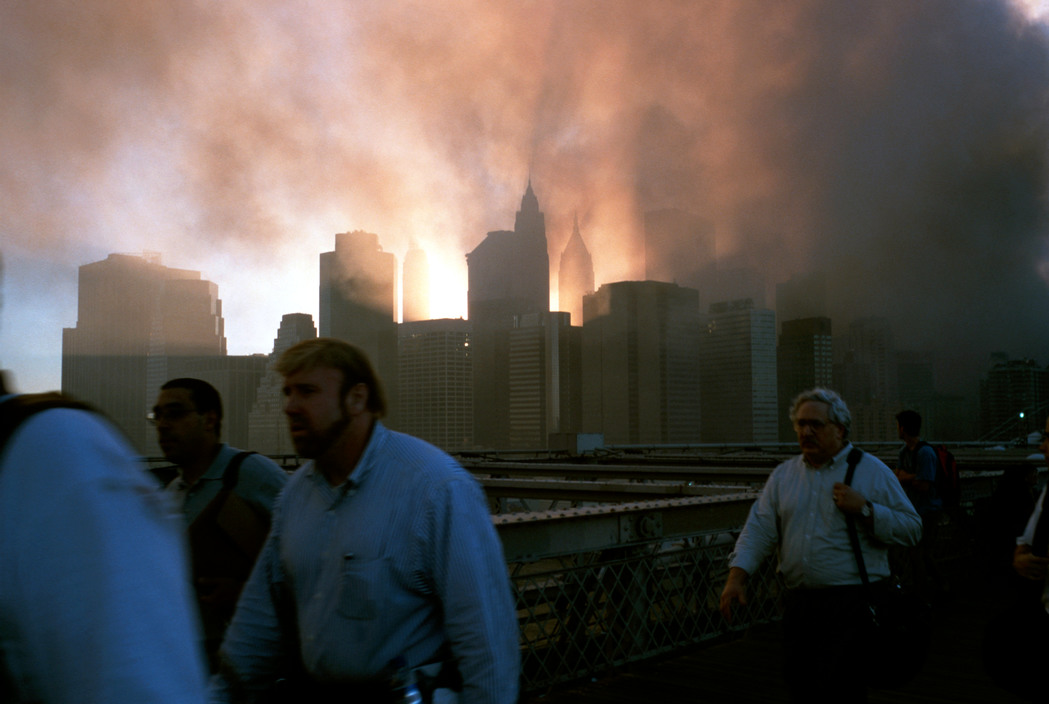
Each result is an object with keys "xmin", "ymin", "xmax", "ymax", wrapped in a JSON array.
[{"xmin": 3, "ymin": 0, "xmax": 1049, "ymax": 396}]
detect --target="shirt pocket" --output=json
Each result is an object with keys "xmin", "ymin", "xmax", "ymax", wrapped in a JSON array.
[{"xmin": 337, "ymin": 556, "xmax": 384, "ymax": 620}]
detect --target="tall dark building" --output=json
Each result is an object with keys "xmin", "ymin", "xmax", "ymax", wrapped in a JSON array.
[
  {"xmin": 398, "ymin": 318, "xmax": 473, "ymax": 450},
  {"xmin": 777, "ymin": 317, "xmax": 833, "ymax": 441},
  {"xmin": 320, "ymin": 231, "xmax": 398, "ymax": 424},
  {"xmin": 466, "ymin": 181, "xmax": 550, "ymax": 448},
  {"xmin": 582, "ymin": 281, "xmax": 701, "ymax": 445},
  {"xmin": 62, "ymin": 253, "xmax": 226, "ymax": 452},
  {"xmin": 557, "ymin": 215, "xmax": 595, "ymax": 326},
  {"xmin": 508, "ymin": 312, "xmax": 582, "ymax": 449},
  {"xmin": 700, "ymin": 299, "xmax": 778, "ymax": 444},
  {"xmin": 834, "ymin": 317, "xmax": 899, "ymax": 441},
  {"xmin": 979, "ymin": 355, "xmax": 1049, "ymax": 441}
]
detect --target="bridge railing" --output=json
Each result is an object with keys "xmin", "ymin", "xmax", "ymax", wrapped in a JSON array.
[{"xmin": 508, "ymin": 527, "xmax": 783, "ymax": 694}]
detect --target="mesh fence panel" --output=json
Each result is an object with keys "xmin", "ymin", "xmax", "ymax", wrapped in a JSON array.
[{"xmin": 511, "ymin": 531, "xmax": 784, "ymax": 693}]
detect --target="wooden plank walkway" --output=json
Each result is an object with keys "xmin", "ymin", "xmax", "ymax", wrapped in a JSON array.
[{"xmin": 522, "ymin": 581, "xmax": 1030, "ymax": 704}]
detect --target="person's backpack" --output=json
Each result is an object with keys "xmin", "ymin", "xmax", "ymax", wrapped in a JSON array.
[{"xmin": 918, "ymin": 440, "xmax": 960, "ymax": 509}]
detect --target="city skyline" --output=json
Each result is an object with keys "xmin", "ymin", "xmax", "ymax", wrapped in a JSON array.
[{"xmin": 6, "ymin": 1, "xmax": 1049, "ymax": 401}]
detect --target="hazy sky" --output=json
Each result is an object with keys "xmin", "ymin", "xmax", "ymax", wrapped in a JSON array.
[{"xmin": 4, "ymin": 0, "xmax": 1049, "ymax": 395}]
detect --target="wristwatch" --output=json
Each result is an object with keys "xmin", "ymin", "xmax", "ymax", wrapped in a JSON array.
[{"xmin": 861, "ymin": 501, "xmax": 874, "ymax": 519}]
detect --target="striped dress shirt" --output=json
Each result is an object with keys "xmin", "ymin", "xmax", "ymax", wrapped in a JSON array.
[{"xmin": 216, "ymin": 422, "xmax": 520, "ymax": 703}]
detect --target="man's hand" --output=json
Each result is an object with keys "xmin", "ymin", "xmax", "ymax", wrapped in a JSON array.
[
  {"xmin": 719, "ymin": 566, "xmax": 748, "ymax": 623},
  {"xmin": 831, "ymin": 483, "xmax": 867, "ymax": 515},
  {"xmin": 1014, "ymin": 544, "xmax": 1049, "ymax": 581}
]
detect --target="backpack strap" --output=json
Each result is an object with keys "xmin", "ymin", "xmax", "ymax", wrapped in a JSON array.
[{"xmin": 221, "ymin": 451, "xmax": 258, "ymax": 492}]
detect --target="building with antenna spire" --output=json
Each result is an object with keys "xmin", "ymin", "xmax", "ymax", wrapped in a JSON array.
[
  {"xmin": 558, "ymin": 214, "xmax": 595, "ymax": 326},
  {"xmin": 467, "ymin": 180, "xmax": 552, "ymax": 448}
]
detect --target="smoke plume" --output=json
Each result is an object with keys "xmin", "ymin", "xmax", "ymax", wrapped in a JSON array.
[{"xmin": 2, "ymin": 0, "xmax": 1049, "ymax": 395}]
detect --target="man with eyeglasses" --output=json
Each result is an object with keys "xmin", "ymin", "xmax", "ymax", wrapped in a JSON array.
[
  {"xmin": 152, "ymin": 377, "xmax": 287, "ymax": 668},
  {"xmin": 719, "ymin": 388, "xmax": 921, "ymax": 703}
]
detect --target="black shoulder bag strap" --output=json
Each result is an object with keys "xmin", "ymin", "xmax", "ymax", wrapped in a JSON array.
[
  {"xmin": 1031, "ymin": 485, "xmax": 1049, "ymax": 557},
  {"xmin": 843, "ymin": 447, "xmax": 873, "ymax": 591}
]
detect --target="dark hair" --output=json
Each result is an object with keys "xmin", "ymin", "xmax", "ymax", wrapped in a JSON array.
[
  {"xmin": 895, "ymin": 409, "xmax": 922, "ymax": 437},
  {"xmin": 275, "ymin": 338, "xmax": 387, "ymax": 417},
  {"xmin": 161, "ymin": 377, "xmax": 223, "ymax": 436}
]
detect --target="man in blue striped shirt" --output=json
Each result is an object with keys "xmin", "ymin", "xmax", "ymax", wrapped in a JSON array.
[{"xmin": 214, "ymin": 338, "xmax": 520, "ymax": 703}]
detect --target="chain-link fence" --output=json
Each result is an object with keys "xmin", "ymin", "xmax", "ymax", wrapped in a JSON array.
[{"xmin": 510, "ymin": 530, "xmax": 784, "ymax": 694}]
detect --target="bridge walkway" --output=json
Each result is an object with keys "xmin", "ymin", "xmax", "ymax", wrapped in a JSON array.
[{"xmin": 522, "ymin": 573, "xmax": 1030, "ymax": 704}]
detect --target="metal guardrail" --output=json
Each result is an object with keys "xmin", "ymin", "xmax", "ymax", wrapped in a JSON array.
[
  {"xmin": 508, "ymin": 527, "xmax": 783, "ymax": 694},
  {"xmin": 495, "ymin": 495, "xmax": 774, "ymax": 694},
  {"xmin": 500, "ymin": 470, "xmax": 1013, "ymax": 696}
]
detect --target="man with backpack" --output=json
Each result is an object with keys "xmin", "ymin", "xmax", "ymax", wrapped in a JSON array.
[
  {"xmin": 894, "ymin": 409, "xmax": 947, "ymax": 600},
  {"xmin": 152, "ymin": 377, "xmax": 288, "ymax": 668}
]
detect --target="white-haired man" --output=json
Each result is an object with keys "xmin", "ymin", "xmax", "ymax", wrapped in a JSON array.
[{"xmin": 719, "ymin": 388, "xmax": 921, "ymax": 703}]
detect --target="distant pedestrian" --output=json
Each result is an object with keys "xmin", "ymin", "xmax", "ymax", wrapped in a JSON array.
[
  {"xmin": 720, "ymin": 388, "xmax": 921, "ymax": 703},
  {"xmin": 893, "ymin": 409, "xmax": 947, "ymax": 600}
]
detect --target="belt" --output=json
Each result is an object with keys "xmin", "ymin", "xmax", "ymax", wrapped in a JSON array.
[{"xmin": 268, "ymin": 660, "xmax": 461, "ymax": 704}]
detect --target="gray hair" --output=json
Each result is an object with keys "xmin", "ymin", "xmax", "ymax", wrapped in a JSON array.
[{"xmin": 789, "ymin": 388, "xmax": 851, "ymax": 437}]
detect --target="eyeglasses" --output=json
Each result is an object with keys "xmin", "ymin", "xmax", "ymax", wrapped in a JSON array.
[
  {"xmin": 147, "ymin": 406, "xmax": 197, "ymax": 425},
  {"xmin": 794, "ymin": 419, "xmax": 828, "ymax": 430}
]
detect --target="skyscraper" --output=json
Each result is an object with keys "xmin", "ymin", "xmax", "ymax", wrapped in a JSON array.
[
  {"xmin": 979, "ymin": 355, "xmax": 1049, "ymax": 441},
  {"xmin": 248, "ymin": 313, "xmax": 317, "ymax": 455},
  {"xmin": 320, "ymin": 231, "xmax": 398, "ymax": 424},
  {"xmin": 777, "ymin": 317, "xmax": 833, "ymax": 441},
  {"xmin": 582, "ymin": 281, "xmax": 701, "ymax": 445},
  {"xmin": 467, "ymin": 180, "xmax": 550, "ymax": 448},
  {"xmin": 557, "ymin": 215, "xmax": 595, "ymax": 326},
  {"xmin": 402, "ymin": 241, "xmax": 430, "ymax": 323},
  {"xmin": 700, "ymin": 299, "xmax": 778, "ymax": 444},
  {"xmin": 508, "ymin": 312, "xmax": 582, "ymax": 449},
  {"xmin": 468, "ymin": 180, "xmax": 550, "ymax": 325},
  {"xmin": 398, "ymin": 318, "xmax": 473, "ymax": 450},
  {"xmin": 835, "ymin": 317, "xmax": 899, "ymax": 441},
  {"xmin": 62, "ymin": 253, "xmax": 225, "ymax": 452}
]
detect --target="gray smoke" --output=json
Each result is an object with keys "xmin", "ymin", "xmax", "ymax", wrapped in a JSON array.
[{"xmin": 2, "ymin": 0, "xmax": 1049, "ymax": 395}]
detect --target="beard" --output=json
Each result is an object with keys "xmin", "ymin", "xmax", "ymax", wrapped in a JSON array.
[{"xmin": 290, "ymin": 408, "xmax": 352, "ymax": 460}]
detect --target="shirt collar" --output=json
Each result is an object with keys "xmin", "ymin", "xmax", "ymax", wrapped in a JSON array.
[
  {"xmin": 185, "ymin": 443, "xmax": 232, "ymax": 482},
  {"xmin": 803, "ymin": 441, "xmax": 854, "ymax": 469}
]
